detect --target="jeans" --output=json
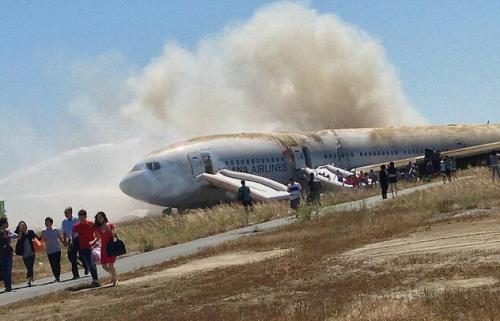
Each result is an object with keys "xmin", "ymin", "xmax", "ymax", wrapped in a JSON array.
[
  {"xmin": 78, "ymin": 248, "xmax": 98, "ymax": 281},
  {"xmin": 47, "ymin": 251, "xmax": 61, "ymax": 280},
  {"xmin": 68, "ymin": 239, "xmax": 87, "ymax": 278},
  {"xmin": 381, "ymin": 184, "xmax": 388, "ymax": 199},
  {"xmin": 0, "ymin": 254, "xmax": 12, "ymax": 290},
  {"xmin": 22, "ymin": 255, "xmax": 35, "ymax": 279}
]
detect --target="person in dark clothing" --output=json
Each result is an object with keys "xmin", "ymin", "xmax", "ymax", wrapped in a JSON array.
[
  {"xmin": 379, "ymin": 164, "xmax": 389, "ymax": 200},
  {"xmin": 61, "ymin": 206, "xmax": 88, "ymax": 279},
  {"xmin": 387, "ymin": 161, "xmax": 398, "ymax": 198},
  {"xmin": 0, "ymin": 217, "xmax": 14, "ymax": 292},
  {"xmin": 425, "ymin": 160, "xmax": 434, "ymax": 182},
  {"xmin": 14, "ymin": 221, "xmax": 40, "ymax": 286},
  {"xmin": 307, "ymin": 173, "xmax": 322, "ymax": 205},
  {"xmin": 238, "ymin": 180, "xmax": 253, "ymax": 213}
]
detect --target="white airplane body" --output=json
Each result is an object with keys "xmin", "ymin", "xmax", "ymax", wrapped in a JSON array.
[{"xmin": 119, "ymin": 124, "xmax": 500, "ymax": 209}]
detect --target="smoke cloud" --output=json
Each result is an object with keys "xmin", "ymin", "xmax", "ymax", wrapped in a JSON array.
[
  {"xmin": 123, "ymin": 2, "xmax": 425, "ymax": 136},
  {"xmin": 1, "ymin": 2, "xmax": 426, "ymax": 228}
]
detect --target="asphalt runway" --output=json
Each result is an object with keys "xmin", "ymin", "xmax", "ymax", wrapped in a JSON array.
[{"xmin": 0, "ymin": 179, "xmax": 449, "ymax": 306}]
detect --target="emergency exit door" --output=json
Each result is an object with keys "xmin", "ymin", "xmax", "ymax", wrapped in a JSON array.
[
  {"xmin": 188, "ymin": 152, "xmax": 214, "ymax": 177},
  {"xmin": 188, "ymin": 153, "xmax": 206, "ymax": 177},
  {"xmin": 291, "ymin": 146, "xmax": 311, "ymax": 169}
]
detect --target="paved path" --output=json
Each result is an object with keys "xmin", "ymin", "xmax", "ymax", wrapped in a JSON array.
[{"xmin": 0, "ymin": 179, "xmax": 455, "ymax": 306}]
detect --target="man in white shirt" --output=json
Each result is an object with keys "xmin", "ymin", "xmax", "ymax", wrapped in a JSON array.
[{"xmin": 287, "ymin": 178, "xmax": 302, "ymax": 210}]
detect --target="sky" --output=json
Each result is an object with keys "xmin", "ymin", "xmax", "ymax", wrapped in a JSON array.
[{"xmin": 1, "ymin": 0, "xmax": 500, "ymax": 175}]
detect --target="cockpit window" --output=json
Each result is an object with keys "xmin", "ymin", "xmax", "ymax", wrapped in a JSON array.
[
  {"xmin": 145, "ymin": 162, "xmax": 161, "ymax": 171},
  {"xmin": 131, "ymin": 163, "xmax": 145, "ymax": 172}
]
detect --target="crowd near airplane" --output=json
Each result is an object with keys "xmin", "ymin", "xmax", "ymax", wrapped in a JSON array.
[{"xmin": 119, "ymin": 124, "xmax": 500, "ymax": 209}]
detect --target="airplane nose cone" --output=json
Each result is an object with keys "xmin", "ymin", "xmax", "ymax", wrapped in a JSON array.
[{"xmin": 119, "ymin": 172, "xmax": 151, "ymax": 202}]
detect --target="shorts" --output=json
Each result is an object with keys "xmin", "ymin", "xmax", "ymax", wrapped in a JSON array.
[{"xmin": 290, "ymin": 198, "xmax": 300, "ymax": 210}]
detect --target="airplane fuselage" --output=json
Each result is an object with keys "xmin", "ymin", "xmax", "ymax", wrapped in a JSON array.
[{"xmin": 119, "ymin": 124, "xmax": 500, "ymax": 208}]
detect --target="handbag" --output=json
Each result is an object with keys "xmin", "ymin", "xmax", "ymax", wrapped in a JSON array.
[
  {"xmin": 106, "ymin": 234, "xmax": 127, "ymax": 257},
  {"xmin": 33, "ymin": 238, "xmax": 43, "ymax": 252}
]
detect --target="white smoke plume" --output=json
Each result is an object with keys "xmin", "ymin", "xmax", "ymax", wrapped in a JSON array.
[
  {"xmin": 1, "ymin": 2, "xmax": 426, "ymax": 228},
  {"xmin": 123, "ymin": 2, "xmax": 425, "ymax": 136},
  {"xmin": 0, "ymin": 139, "xmax": 164, "ymax": 228}
]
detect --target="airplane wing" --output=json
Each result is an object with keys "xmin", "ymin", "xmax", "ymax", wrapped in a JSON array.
[
  {"xmin": 440, "ymin": 141, "xmax": 500, "ymax": 159},
  {"xmin": 352, "ymin": 141, "xmax": 500, "ymax": 174},
  {"xmin": 196, "ymin": 169, "xmax": 290, "ymax": 202}
]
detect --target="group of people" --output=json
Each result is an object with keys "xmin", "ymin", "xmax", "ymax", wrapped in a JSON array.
[
  {"xmin": 378, "ymin": 161, "xmax": 399, "ymax": 199},
  {"xmin": 237, "ymin": 177, "xmax": 307, "ymax": 213},
  {"xmin": 0, "ymin": 207, "xmax": 119, "ymax": 293},
  {"xmin": 439, "ymin": 156, "xmax": 458, "ymax": 183},
  {"xmin": 237, "ymin": 150, "xmax": 500, "ymax": 213}
]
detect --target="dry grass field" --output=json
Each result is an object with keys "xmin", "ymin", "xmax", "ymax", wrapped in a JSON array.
[
  {"xmin": 9, "ymin": 179, "xmax": 384, "ymax": 284},
  {"xmin": 4, "ymin": 168, "xmax": 500, "ymax": 321}
]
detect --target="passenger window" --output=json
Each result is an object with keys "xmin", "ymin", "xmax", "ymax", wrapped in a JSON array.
[
  {"xmin": 236, "ymin": 160, "xmax": 240, "ymax": 165},
  {"xmin": 256, "ymin": 159, "xmax": 260, "ymax": 164},
  {"xmin": 271, "ymin": 157, "xmax": 275, "ymax": 162},
  {"xmin": 230, "ymin": 160, "xmax": 234, "ymax": 165},
  {"xmin": 266, "ymin": 158, "xmax": 270, "ymax": 163},
  {"xmin": 246, "ymin": 159, "xmax": 250, "ymax": 165},
  {"xmin": 251, "ymin": 159, "xmax": 255, "ymax": 164},
  {"xmin": 225, "ymin": 161, "xmax": 229, "ymax": 166},
  {"xmin": 360, "ymin": 152, "xmax": 363, "ymax": 157},
  {"xmin": 351, "ymin": 153, "xmax": 354, "ymax": 157}
]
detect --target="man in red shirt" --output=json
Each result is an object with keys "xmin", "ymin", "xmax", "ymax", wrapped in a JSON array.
[{"xmin": 72, "ymin": 209, "xmax": 99, "ymax": 287}]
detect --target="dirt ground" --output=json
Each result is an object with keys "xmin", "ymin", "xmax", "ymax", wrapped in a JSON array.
[
  {"xmin": 338, "ymin": 210, "xmax": 500, "ymax": 299},
  {"xmin": 3, "ymin": 173, "xmax": 500, "ymax": 321}
]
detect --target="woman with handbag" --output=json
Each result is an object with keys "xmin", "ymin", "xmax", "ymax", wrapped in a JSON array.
[
  {"xmin": 14, "ymin": 221, "xmax": 41, "ymax": 286},
  {"xmin": 92, "ymin": 211, "xmax": 118, "ymax": 286}
]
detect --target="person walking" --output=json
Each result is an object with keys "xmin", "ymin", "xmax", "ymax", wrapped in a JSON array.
[
  {"xmin": 489, "ymin": 151, "xmax": 500, "ymax": 182},
  {"xmin": 72, "ymin": 209, "xmax": 99, "ymax": 287},
  {"xmin": 93, "ymin": 212, "xmax": 118, "ymax": 286},
  {"xmin": 425, "ymin": 160, "xmax": 434, "ymax": 182},
  {"xmin": 450, "ymin": 157, "xmax": 458, "ymax": 182},
  {"xmin": 287, "ymin": 178, "xmax": 302, "ymax": 210},
  {"xmin": 61, "ymin": 206, "xmax": 87, "ymax": 279},
  {"xmin": 307, "ymin": 173, "xmax": 321, "ymax": 205},
  {"xmin": 379, "ymin": 164, "xmax": 389, "ymax": 200},
  {"xmin": 41, "ymin": 217, "xmax": 64, "ymax": 282},
  {"xmin": 369, "ymin": 169, "xmax": 378, "ymax": 186},
  {"xmin": 238, "ymin": 180, "xmax": 253, "ymax": 212},
  {"xmin": 387, "ymin": 162, "xmax": 398, "ymax": 198},
  {"xmin": 14, "ymin": 221, "xmax": 40, "ymax": 287},
  {"xmin": 0, "ymin": 217, "xmax": 14, "ymax": 292}
]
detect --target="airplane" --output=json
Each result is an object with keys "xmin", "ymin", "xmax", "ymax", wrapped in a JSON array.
[{"xmin": 119, "ymin": 124, "xmax": 500, "ymax": 209}]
